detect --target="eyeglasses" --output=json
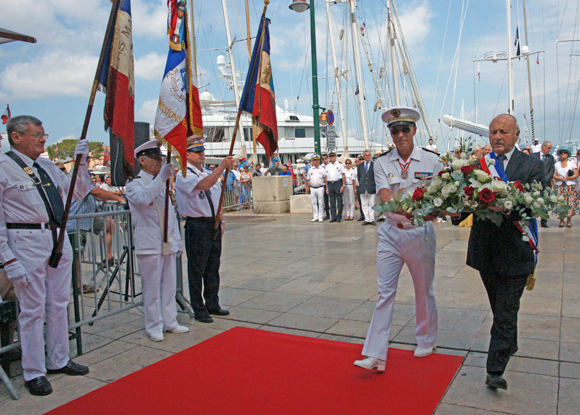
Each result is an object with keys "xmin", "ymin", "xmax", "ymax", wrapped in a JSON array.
[
  {"xmin": 390, "ymin": 127, "xmax": 411, "ymax": 135},
  {"xmin": 345, "ymin": 162, "xmax": 352, "ymax": 165},
  {"xmin": 21, "ymin": 132, "xmax": 49, "ymax": 140}
]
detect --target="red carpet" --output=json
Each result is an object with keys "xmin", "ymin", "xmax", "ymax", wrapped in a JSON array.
[{"xmin": 48, "ymin": 327, "xmax": 464, "ymax": 415}]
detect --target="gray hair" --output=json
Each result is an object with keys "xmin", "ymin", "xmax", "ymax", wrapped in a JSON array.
[
  {"xmin": 541, "ymin": 141, "xmax": 552, "ymax": 148},
  {"xmin": 363, "ymin": 150, "xmax": 371, "ymax": 155},
  {"xmin": 472, "ymin": 145, "xmax": 482, "ymax": 153},
  {"xmin": 6, "ymin": 115, "xmax": 42, "ymax": 146}
]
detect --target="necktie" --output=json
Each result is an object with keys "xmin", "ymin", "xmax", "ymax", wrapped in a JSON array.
[
  {"xmin": 365, "ymin": 162, "xmax": 369, "ymax": 173},
  {"xmin": 497, "ymin": 155, "xmax": 507, "ymax": 171},
  {"xmin": 542, "ymin": 154, "xmax": 545, "ymax": 161},
  {"xmin": 33, "ymin": 162, "xmax": 64, "ymax": 225}
]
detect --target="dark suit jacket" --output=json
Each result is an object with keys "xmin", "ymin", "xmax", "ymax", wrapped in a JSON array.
[
  {"xmin": 531, "ymin": 151, "xmax": 555, "ymax": 189},
  {"xmin": 466, "ymin": 150, "xmax": 544, "ymax": 276},
  {"xmin": 357, "ymin": 161, "xmax": 376, "ymax": 194}
]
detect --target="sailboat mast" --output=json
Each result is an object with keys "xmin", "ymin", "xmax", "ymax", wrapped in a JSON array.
[
  {"xmin": 221, "ymin": 0, "xmax": 249, "ymax": 156},
  {"xmin": 506, "ymin": 0, "xmax": 514, "ymax": 114},
  {"xmin": 326, "ymin": 0, "xmax": 349, "ymax": 155},
  {"xmin": 189, "ymin": 0, "xmax": 198, "ymax": 79},
  {"xmin": 348, "ymin": 0, "xmax": 370, "ymax": 150},
  {"xmin": 387, "ymin": 1, "xmax": 400, "ymax": 106},
  {"xmin": 522, "ymin": 0, "xmax": 535, "ymax": 141}
]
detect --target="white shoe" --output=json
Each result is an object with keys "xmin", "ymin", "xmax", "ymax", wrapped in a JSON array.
[
  {"xmin": 149, "ymin": 332, "xmax": 164, "ymax": 342},
  {"xmin": 414, "ymin": 345, "xmax": 434, "ymax": 357},
  {"xmin": 311, "ymin": 218, "xmax": 318, "ymax": 222},
  {"xmin": 353, "ymin": 357, "xmax": 386, "ymax": 371},
  {"xmin": 318, "ymin": 218, "xmax": 323, "ymax": 222},
  {"xmin": 168, "ymin": 325, "xmax": 190, "ymax": 334}
]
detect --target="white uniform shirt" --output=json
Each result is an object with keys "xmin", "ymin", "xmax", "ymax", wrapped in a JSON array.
[
  {"xmin": 175, "ymin": 163, "xmax": 221, "ymax": 218},
  {"xmin": 125, "ymin": 170, "xmax": 182, "ymax": 255},
  {"xmin": 345, "ymin": 168, "xmax": 358, "ymax": 185},
  {"xmin": 307, "ymin": 165, "xmax": 326, "ymax": 187},
  {"xmin": 531, "ymin": 144, "xmax": 542, "ymax": 153},
  {"xmin": 325, "ymin": 161, "xmax": 345, "ymax": 182},
  {"xmin": 374, "ymin": 146, "xmax": 443, "ymax": 225},
  {"xmin": 0, "ymin": 149, "xmax": 91, "ymax": 263}
]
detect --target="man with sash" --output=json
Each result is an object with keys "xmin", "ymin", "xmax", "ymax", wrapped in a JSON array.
[
  {"xmin": 0, "ymin": 115, "xmax": 91, "ymax": 396},
  {"xmin": 175, "ymin": 140, "xmax": 234, "ymax": 323},
  {"xmin": 453, "ymin": 114, "xmax": 543, "ymax": 390},
  {"xmin": 354, "ymin": 107, "xmax": 443, "ymax": 372},
  {"xmin": 126, "ymin": 140, "xmax": 190, "ymax": 341}
]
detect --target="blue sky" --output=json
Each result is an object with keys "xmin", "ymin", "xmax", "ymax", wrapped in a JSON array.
[{"xmin": 1, "ymin": 0, "xmax": 579, "ymax": 154}]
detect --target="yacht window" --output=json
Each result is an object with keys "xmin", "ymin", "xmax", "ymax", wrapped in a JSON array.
[{"xmin": 295, "ymin": 128, "xmax": 306, "ymax": 138}]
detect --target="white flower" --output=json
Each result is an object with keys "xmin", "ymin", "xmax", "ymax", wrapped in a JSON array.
[
  {"xmin": 491, "ymin": 179, "xmax": 508, "ymax": 195},
  {"xmin": 550, "ymin": 195, "xmax": 558, "ymax": 203},
  {"xmin": 451, "ymin": 159, "xmax": 468, "ymax": 171},
  {"xmin": 504, "ymin": 200, "xmax": 513, "ymax": 210},
  {"xmin": 453, "ymin": 145, "xmax": 461, "ymax": 153},
  {"xmin": 473, "ymin": 169, "xmax": 490, "ymax": 182},
  {"xmin": 524, "ymin": 193, "xmax": 533, "ymax": 204},
  {"xmin": 460, "ymin": 152, "xmax": 467, "ymax": 160},
  {"xmin": 454, "ymin": 181, "xmax": 460, "ymax": 187},
  {"xmin": 533, "ymin": 202, "xmax": 541, "ymax": 209},
  {"xmin": 441, "ymin": 183, "xmax": 458, "ymax": 197},
  {"xmin": 533, "ymin": 191, "xmax": 541, "ymax": 197},
  {"xmin": 427, "ymin": 180, "xmax": 442, "ymax": 194},
  {"xmin": 442, "ymin": 172, "xmax": 450, "ymax": 179},
  {"xmin": 488, "ymin": 158, "xmax": 496, "ymax": 166},
  {"xmin": 537, "ymin": 197, "xmax": 544, "ymax": 205},
  {"xmin": 558, "ymin": 195, "xmax": 565, "ymax": 202},
  {"xmin": 433, "ymin": 198, "xmax": 443, "ymax": 207}
]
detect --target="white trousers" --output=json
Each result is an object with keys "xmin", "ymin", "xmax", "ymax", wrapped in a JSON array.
[
  {"xmin": 10, "ymin": 228, "xmax": 73, "ymax": 381},
  {"xmin": 343, "ymin": 185, "xmax": 356, "ymax": 217},
  {"xmin": 136, "ymin": 253, "xmax": 179, "ymax": 336},
  {"xmin": 310, "ymin": 187, "xmax": 325, "ymax": 220},
  {"xmin": 362, "ymin": 222, "xmax": 438, "ymax": 361},
  {"xmin": 360, "ymin": 192, "xmax": 375, "ymax": 222}
]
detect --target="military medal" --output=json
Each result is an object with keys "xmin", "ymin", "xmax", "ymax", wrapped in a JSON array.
[
  {"xmin": 398, "ymin": 159, "xmax": 412, "ymax": 180},
  {"xmin": 401, "ymin": 170, "xmax": 408, "ymax": 179}
]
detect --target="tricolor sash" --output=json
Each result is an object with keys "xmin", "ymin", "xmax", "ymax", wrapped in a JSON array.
[{"xmin": 480, "ymin": 152, "xmax": 539, "ymax": 288}]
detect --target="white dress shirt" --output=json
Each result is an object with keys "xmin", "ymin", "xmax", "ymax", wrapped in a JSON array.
[{"xmin": 175, "ymin": 163, "xmax": 221, "ymax": 218}]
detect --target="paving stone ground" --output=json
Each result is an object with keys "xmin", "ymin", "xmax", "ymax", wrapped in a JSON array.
[{"xmin": 2, "ymin": 211, "xmax": 579, "ymax": 414}]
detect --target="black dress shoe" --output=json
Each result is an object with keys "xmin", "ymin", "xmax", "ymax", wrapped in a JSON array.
[
  {"xmin": 371, "ymin": 221, "xmax": 377, "ymax": 226},
  {"xmin": 540, "ymin": 220, "xmax": 549, "ymax": 228},
  {"xmin": 357, "ymin": 217, "xmax": 365, "ymax": 221},
  {"xmin": 377, "ymin": 217, "xmax": 385, "ymax": 222},
  {"xmin": 323, "ymin": 215, "xmax": 330, "ymax": 221},
  {"xmin": 47, "ymin": 360, "xmax": 89, "ymax": 376},
  {"xmin": 362, "ymin": 221, "xmax": 370, "ymax": 226},
  {"xmin": 485, "ymin": 374, "xmax": 508, "ymax": 390},
  {"xmin": 194, "ymin": 311, "xmax": 214, "ymax": 323},
  {"xmin": 208, "ymin": 308, "xmax": 230, "ymax": 316},
  {"xmin": 337, "ymin": 218, "xmax": 342, "ymax": 223},
  {"xmin": 329, "ymin": 218, "xmax": 337, "ymax": 223},
  {"xmin": 25, "ymin": 376, "xmax": 53, "ymax": 396}
]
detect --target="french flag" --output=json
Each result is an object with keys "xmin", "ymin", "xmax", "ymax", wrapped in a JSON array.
[
  {"xmin": 98, "ymin": 0, "xmax": 135, "ymax": 171},
  {"xmin": 1, "ymin": 104, "xmax": 9, "ymax": 125}
]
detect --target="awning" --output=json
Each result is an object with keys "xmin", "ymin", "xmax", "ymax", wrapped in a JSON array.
[{"xmin": 0, "ymin": 28, "xmax": 37, "ymax": 45}]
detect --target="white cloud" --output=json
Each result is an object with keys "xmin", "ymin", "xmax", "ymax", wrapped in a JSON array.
[
  {"xmin": 56, "ymin": 134, "xmax": 76, "ymax": 143},
  {"xmin": 131, "ymin": 0, "xmax": 167, "ymax": 39},
  {"xmin": 135, "ymin": 52, "xmax": 166, "ymax": 81},
  {"xmin": 0, "ymin": 51, "xmax": 97, "ymax": 99},
  {"xmin": 136, "ymin": 99, "xmax": 158, "ymax": 124}
]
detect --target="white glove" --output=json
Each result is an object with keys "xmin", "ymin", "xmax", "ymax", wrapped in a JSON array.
[
  {"xmin": 158, "ymin": 163, "xmax": 175, "ymax": 181},
  {"xmin": 4, "ymin": 261, "xmax": 31, "ymax": 287},
  {"xmin": 74, "ymin": 139, "xmax": 90, "ymax": 163}
]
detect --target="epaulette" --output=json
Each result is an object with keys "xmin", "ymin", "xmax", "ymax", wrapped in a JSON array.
[
  {"xmin": 373, "ymin": 148, "xmax": 393, "ymax": 159},
  {"xmin": 421, "ymin": 147, "xmax": 440, "ymax": 156}
]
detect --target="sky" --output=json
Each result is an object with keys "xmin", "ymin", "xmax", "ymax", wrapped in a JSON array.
[{"xmin": 1, "ymin": 0, "xmax": 579, "ymax": 155}]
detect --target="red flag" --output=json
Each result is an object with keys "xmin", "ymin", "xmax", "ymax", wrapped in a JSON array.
[{"xmin": 1, "ymin": 104, "xmax": 10, "ymax": 125}]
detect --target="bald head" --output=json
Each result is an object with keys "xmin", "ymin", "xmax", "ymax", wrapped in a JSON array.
[{"xmin": 489, "ymin": 114, "xmax": 520, "ymax": 155}]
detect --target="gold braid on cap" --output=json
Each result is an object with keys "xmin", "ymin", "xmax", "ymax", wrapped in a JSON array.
[{"xmin": 387, "ymin": 116, "xmax": 416, "ymax": 126}]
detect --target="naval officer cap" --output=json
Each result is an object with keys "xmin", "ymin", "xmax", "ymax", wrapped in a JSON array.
[
  {"xmin": 329, "ymin": 150, "xmax": 337, "ymax": 157},
  {"xmin": 186, "ymin": 139, "xmax": 205, "ymax": 152},
  {"xmin": 134, "ymin": 139, "xmax": 163, "ymax": 159},
  {"xmin": 381, "ymin": 106, "xmax": 421, "ymax": 128},
  {"xmin": 311, "ymin": 154, "xmax": 320, "ymax": 161}
]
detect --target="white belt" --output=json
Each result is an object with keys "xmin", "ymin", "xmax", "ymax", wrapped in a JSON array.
[{"xmin": 385, "ymin": 215, "xmax": 419, "ymax": 230}]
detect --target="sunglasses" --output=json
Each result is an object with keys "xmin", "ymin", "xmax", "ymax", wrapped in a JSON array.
[
  {"xmin": 391, "ymin": 126, "xmax": 411, "ymax": 135},
  {"xmin": 345, "ymin": 162, "xmax": 352, "ymax": 165}
]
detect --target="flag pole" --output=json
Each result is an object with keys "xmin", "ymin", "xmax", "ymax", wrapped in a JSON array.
[
  {"xmin": 49, "ymin": 0, "xmax": 121, "ymax": 268},
  {"xmin": 213, "ymin": 0, "xmax": 270, "ymax": 231}
]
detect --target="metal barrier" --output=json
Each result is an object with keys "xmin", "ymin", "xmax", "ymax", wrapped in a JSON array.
[{"xmin": 223, "ymin": 182, "xmax": 253, "ymax": 211}]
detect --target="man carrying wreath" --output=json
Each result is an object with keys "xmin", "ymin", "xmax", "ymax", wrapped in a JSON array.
[
  {"xmin": 354, "ymin": 106, "xmax": 443, "ymax": 372},
  {"xmin": 452, "ymin": 114, "xmax": 543, "ymax": 391}
]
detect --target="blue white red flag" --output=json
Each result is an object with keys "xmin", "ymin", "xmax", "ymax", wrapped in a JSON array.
[
  {"xmin": 239, "ymin": 16, "xmax": 278, "ymax": 159},
  {"xmin": 1, "ymin": 104, "xmax": 10, "ymax": 125},
  {"xmin": 536, "ymin": 54, "xmax": 540, "ymax": 65},
  {"xmin": 154, "ymin": 0, "xmax": 203, "ymax": 174},
  {"xmin": 98, "ymin": 0, "xmax": 135, "ymax": 171}
]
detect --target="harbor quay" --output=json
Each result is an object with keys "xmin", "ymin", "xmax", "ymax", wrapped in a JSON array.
[{"xmin": 1, "ymin": 211, "xmax": 579, "ymax": 415}]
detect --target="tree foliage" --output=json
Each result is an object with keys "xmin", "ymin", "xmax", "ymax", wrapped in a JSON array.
[{"xmin": 47, "ymin": 140, "xmax": 103, "ymax": 160}]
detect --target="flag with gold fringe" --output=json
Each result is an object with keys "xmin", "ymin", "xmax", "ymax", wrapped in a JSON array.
[{"xmin": 154, "ymin": 0, "xmax": 203, "ymax": 175}]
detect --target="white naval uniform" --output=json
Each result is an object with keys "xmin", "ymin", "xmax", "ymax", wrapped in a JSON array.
[
  {"xmin": 125, "ymin": 170, "xmax": 183, "ymax": 337},
  {"xmin": 362, "ymin": 146, "xmax": 443, "ymax": 361},
  {"xmin": 307, "ymin": 166, "xmax": 326, "ymax": 220},
  {"xmin": 0, "ymin": 149, "xmax": 91, "ymax": 381},
  {"xmin": 343, "ymin": 168, "xmax": 358, "ymax": 217}
]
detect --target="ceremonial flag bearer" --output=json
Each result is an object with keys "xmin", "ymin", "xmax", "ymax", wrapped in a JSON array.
[
  {"xmin": 126, "ymin": 140, "xmax": 189, "ymax": 342},
  {"xmin": 175, "ymin": 141, "xmax": 234, "ymax": 323},
  {"xmin": 354, "ymin": 107, "xmax": 443, "ymax": 371}
]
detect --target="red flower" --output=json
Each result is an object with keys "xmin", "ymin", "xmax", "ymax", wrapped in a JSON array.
[
  {"xmin": 478, "ymin": 188, "xmax": 496, "ymax": 204},
  {"xmin": 513, "ymin": 180, "xmax": 525, "ymax": 192},
  {"xmin": 438, "ymin": 170, "xmax": 447, "ymax": 177},
  {"xmin": 461, "ymin": 165, "xmax": 474, "ymax": 176},
  {"xmin": 463, "ymin": 186, "xmax": 475, "ymax": 197},
  {"xmin": 412, "ymin": 187, "xmax": 426, "ymax": 202}
]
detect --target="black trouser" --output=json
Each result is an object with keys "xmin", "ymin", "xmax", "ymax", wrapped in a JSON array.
[
  {"xmin": 479, "ymin": 271, "xmax": 528, "ymax": 375},
  {"xmin": 327, "ymin": 180, "xmax": 344, "ymax": 220},
  {"xmin": 185, "ymin": 217, "xmax": 222, "ymax": 313},
  {"xmin": 323, "ymin": 191, "xmax": 330, "ymax": 217},
  {"xmin": 358, "ymin": 193, "xmax": 363, "ymax": 218}
]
